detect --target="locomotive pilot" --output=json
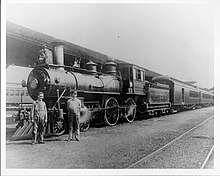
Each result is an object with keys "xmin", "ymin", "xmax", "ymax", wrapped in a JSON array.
[
  {"xmin": 67, "ymin": 90, "xmax": 81, "ymax": 141},
  {"xmin": 31, "ymin": 92, "xmax": 47, "ymax": 145}
]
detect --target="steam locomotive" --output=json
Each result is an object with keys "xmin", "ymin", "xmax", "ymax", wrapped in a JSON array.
[{"xmin": 25, "ymin": 41, "xmax": 214, "ymax": 136}]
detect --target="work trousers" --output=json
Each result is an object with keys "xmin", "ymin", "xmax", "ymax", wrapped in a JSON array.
[
  {"xmin": 68, "ymin": 113, "xmax": 80, "ymax": 139},
  {"xmin": 32, "ymin": 117, "xmax": 45, "ymax": 143}
]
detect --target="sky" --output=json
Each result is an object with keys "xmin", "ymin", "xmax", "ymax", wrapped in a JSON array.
[{"xmin": 5, "ymin": 2, "xmax": 215, "ymax": 88}]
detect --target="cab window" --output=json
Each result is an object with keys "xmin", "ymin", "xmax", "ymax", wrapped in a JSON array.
[
  {"xmin": 141, "ymin": 70, "xmax": 144, "ymax": 81},
  {"xmin": 133, "ymin": 68, "xmax": 144, "ymax": 81},
  {"xmin": 137, "ymin": 70, "xmax": 141, "ymax": 80},
  {"xmin": 135, "ymin": 69, "xmax": 144, "ymax": 81},
  {"xmin": 133, "ymin": 68, "xmax": 137, "ymax": 80}
]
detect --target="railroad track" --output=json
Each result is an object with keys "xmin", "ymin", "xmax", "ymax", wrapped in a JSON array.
[
  {"xmin": 127, "ymin": 115, "xmax": 214, "ymax": 169},
  {"xmin": 200, "ymin": 145, "xmax": 214, "ymax": 169}
]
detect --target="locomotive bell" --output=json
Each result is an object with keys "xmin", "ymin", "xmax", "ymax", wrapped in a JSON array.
[
  {"xmin": 51, "ymin": 41, "xmax": 64, "ymax": 67},
  {"xmin": 85, "ymin": 60, "xmax": 97, "ymax": 73},
  {"xmin": 104, "ymin": 59, "xmax": 117, "ymax": 75}
]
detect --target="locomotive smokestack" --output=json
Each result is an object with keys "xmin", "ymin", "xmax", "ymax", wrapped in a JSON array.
[{"xmin": 51, "ymin": 41, "xmax": 64, "ymax": 66}]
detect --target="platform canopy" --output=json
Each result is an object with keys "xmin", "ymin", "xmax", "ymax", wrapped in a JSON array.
[{"xmin": 6, "ymin": 21, "xmax": 126, "ymax": 66}]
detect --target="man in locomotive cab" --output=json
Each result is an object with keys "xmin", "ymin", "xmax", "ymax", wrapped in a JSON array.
[
  {"xmin": 37, "ymin": 45, "xmax": 53, "ymax": 64},
  {"xmin": 38, "ymin": 48, "xmax": 46, "ymax": 64},
  {"xmin": 67, "ymin": 90, "xmax": 81, "ymax": 141},
  {"xmin": 73, "ymin": 57, "xmax": 81, "ymax": 67},
  {"xmin": 31, "ymin": 92, "xmax": 47, "ymax": 145}
]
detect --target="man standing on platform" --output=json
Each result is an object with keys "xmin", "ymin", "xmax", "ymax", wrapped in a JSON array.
[
  {"xmin": 31, "ymin": 92, "xmax": 47, "ymax": 145},
  {"xmin": 67, "ymin": 90, "xmax": 81, "ymax": 141}
]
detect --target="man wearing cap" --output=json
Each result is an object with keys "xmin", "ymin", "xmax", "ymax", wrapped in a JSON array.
[
  {"xmin": 67, "ymin": 90, "xmax": 81, "ymax": 141},
  {"xmin": 31, "ymin": 92, "xmax": 47, "ymax": 144}
]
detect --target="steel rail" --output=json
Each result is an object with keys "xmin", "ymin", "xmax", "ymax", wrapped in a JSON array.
[
  {"xmin": 200, "ymin": 145, "xmax": 214, "ymax": 169},
  {"xmin": 127, "ymin": 115, "xmax": 214, "ymax": 168}
]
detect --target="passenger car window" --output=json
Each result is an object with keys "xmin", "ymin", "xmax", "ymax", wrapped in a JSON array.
[
  {"xmin": 9, "ymin": 90, "xmax": 14, "ymax": 96},
  {"xmin": 15, "ymin": 90, "xmax": 19, "ymax": 96},
  {"xmin": 20, "ymin": 90, "xmax": 25, "ymax": 95}
]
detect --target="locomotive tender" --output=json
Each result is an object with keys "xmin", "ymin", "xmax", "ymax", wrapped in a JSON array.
[{"xmin": 26, "ymin": 41, "xmax": 214, "ymax": 136}]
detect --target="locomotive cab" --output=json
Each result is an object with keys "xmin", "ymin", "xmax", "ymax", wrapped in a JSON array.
[{"xmin": 118, "ymin": 64, "xmax": 145, "ymax": 95}]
